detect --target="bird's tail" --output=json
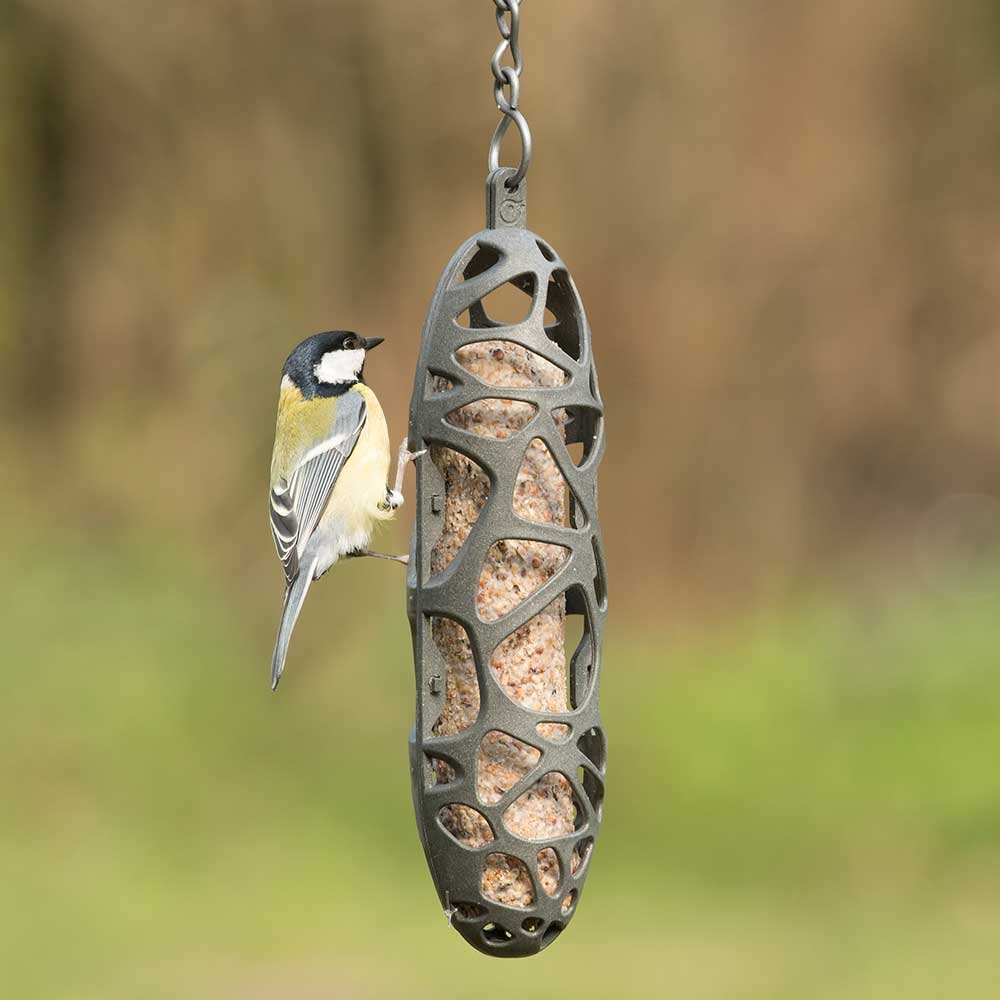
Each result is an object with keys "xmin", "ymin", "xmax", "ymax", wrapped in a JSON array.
[{"xmin": 271, "ymin": 568, "xmax": 314, "ymax": 691}]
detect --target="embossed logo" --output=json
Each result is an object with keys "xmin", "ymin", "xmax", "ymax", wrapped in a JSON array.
[{"xmin": 500, "ymin": 199, "xmax": 525, "ymax": 225}]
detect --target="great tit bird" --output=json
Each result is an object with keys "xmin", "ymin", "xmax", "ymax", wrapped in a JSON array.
[{"xmin": 268, "ymin": 330, "xmax": 422, "ymax": 690}]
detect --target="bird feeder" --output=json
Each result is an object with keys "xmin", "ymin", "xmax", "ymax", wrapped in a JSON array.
[{"xmin": 405, "ymin": 1, "xmax": 607, "ymax": 958}]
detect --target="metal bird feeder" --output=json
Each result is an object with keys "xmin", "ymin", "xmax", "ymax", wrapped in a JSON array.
[{"xmin": 406, "ymin": 1, "xmax": 607, "ymax": 958}]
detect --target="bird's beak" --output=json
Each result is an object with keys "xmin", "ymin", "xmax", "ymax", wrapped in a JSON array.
[{"xmin": 364, "ymin": 337, "xmax": 385, "ymax": 351}]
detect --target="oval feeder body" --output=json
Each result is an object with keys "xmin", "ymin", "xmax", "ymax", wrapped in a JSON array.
[{"xmin": 407, "ymin": 220, "xmax": 607, "ymax": 958}]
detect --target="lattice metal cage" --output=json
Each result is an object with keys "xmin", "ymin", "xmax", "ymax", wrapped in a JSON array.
[{"xmin": 406, "ymin": 173, "xmax": 606, "ymax": 957}]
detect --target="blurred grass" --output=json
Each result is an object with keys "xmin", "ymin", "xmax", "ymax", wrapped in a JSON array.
[{"xmin": 5, "ymin": 528, "xmax": 1000, "ymax": 998}]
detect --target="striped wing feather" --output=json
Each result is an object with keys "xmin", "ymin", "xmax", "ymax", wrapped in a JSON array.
[{"xmin": 269, "ymin": 396, "xmax": 367, "ymax": 584}]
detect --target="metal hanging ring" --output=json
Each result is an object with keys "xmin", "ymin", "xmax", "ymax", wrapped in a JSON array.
[{"xmin": 488, "ymin": 108, "xmax": 532, "ymax": 188}]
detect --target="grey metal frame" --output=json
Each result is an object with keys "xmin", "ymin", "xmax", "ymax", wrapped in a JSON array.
[{"xmin": 406, "ymin": 169, "xmax": 607, "ymax": 957}]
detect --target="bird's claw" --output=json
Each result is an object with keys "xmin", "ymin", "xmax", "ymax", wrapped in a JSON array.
[{"xmin": 397, "ymin": 439, "xmax": 427, "ymax": 466}]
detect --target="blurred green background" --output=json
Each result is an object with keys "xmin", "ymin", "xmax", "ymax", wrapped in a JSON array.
[{"xmin": 4, "ymin": 1, "xmax": 1000, "ymax": 997}]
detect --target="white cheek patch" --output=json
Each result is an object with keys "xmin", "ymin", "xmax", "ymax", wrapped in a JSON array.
[{"xmin": 314, "ymin": 349, "xmax": 364, "ymax": 385}]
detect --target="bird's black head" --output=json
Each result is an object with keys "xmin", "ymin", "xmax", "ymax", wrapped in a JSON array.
[{"xmin": 282, "ymin": 331, "xmax": 384, "ymax": 398}]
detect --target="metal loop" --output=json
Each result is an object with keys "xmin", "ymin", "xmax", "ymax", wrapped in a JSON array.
[
  {"xmin": 492, "ymin": 36, "xmax": 523, "ymax": 81},
  {"xmin": 488, "ymin": 108, "xmax": 532, "ymax": 188},
  {"xmin": 494, "ymin": 66, "xmax": 520, "ymax": 111},
  {"xmin": 493, "ymin": 0, "xmax": 520, "ymax": 18},
  {"xmin": 494, "ymin": 0, "xmax": 519, "ymax": 46},
  {"xmin": 487, "ymin": 0, "xmax": 530, "ymax": 189}
]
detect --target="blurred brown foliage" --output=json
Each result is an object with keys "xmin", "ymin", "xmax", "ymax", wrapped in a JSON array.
[{"xmin": 4, "ymin": 0, "xmax": 1000, "ymax": 616}]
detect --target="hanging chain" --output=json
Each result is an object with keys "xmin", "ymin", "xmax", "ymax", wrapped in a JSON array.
[{"xmin": 488, "ymin": 0, "xmax": 532, "ymax": 188}]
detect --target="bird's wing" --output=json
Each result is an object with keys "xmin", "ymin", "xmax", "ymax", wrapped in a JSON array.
[{"xmin": 269, "ymin": 393, "xmax": 367, "ymax": 584}]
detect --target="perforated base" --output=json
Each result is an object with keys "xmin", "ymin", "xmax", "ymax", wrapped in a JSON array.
[{"xmin": 407, "ymin": 217, "xmax": 606, "ymax": 957}]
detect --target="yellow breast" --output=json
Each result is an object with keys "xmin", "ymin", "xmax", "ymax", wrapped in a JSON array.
[{"xmin": 323, "ymin": 383, "xmax": 394, "ymax": 529}]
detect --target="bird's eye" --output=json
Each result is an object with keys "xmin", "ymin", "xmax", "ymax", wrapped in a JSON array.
[{"xmin": 345, "ymin": 336, "xmax": 360, "ymax": 351}]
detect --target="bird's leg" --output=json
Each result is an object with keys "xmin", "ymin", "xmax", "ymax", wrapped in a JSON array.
[
  {"xmin": 382, "ymin": 438, "xmax": 427, "ymax": 511},
  {"xmin": 350, "ymin": 549, "xmax": 409, "ymax": 565},
  {"xmin": 359, "ymin": 441, "xmax": 425, "ymax": 563}
]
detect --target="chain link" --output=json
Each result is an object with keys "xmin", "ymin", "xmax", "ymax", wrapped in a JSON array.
[{"xmin": 488, "ymin": 0, "xmax": 531, "ymax": 188}]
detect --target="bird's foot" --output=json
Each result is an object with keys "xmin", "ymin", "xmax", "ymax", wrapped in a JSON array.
[
  {"xmin": 398, "ymin": 438, "xmax": 428, "ymax": 468},
  {"xmin": 381, "ymin": 439, "xmax": 427, "ymax": 512},
  {"xmin": 390, "ymin": 439, "xmax": 427, "ymax": 501}
]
